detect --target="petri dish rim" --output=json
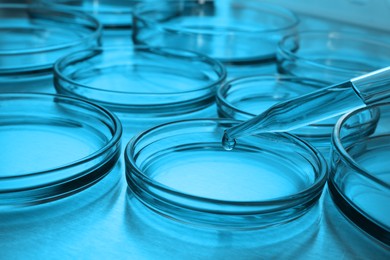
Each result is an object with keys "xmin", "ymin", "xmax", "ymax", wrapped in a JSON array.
[
  {"xmin": 0, "ymin": 4, "xmax": 102, "ymax": 56},
  {"xmin": 125, "ymin": 118, "xmax": 328, "ymax": 207},
  {"xmin": 277, "ymin": 31, "xmax": 390, "ymax": 75},
  {"xmin": 133, "ymin": 1, "xmax": 300, "ymax": 36},
  {"xmin": 0, "ymin": 92, "xmax": 122, "ymax": 180},
  {"xmin": 53, "ymin": 46, "xmax": 227, "ymax": 97},
  {"xmin": 332, "ymin": 102, "xmax": 390, "ymax": 190}
]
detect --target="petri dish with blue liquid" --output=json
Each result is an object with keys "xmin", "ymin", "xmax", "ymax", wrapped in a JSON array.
[
  {"xmin": 0, "ymin": 93, "xmax": 124, "ymax": 257},
  {"xmin": 39, "ymin": 0, "xmax": 149, "ymax": 46},
  {"xmin": 277, "ymin": 31, "xmax": 390, "ymax": 83},
  {"xmin": 0, "ymin": 93, "xmax": 122, "ymax": 206},
  {"xmin": 0, "ymin": 3, "xmax": 101, "ymax": 93},
  {"xmin": 54, "ymin": 46, "xmax": 226, "ymax": 140},
  {"xmin": 125, "ymin": 118, "xmax": 328, "ymax": 229},
  {"xmin": 132, "ymin": 0, "xmax": 299, "ymax": 78},
  {"xmin": 330, "ymin": 102, "xmax": 390, "ymax": 246}
]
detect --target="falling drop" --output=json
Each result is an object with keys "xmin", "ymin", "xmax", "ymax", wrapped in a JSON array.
[{"xmin": 222, "ymin": 131, "xmax": 236, "ymax": 151}]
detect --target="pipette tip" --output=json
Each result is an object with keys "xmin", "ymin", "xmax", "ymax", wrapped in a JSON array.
[{"xmin": 222, "ymin": 131, "xmax": 236, "ymax": 151}]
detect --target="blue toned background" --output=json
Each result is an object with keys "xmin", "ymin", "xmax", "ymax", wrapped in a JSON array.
[{"xmin": 0, "ymin": 0, "xmax": 389, "ymax": 259}]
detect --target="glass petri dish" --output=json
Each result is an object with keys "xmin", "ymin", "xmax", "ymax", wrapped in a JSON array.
[
  {"xmin": 54, "ymin": 46, "xmax": 226, "ymax": 139},
  {"xmin": 330, "ymin": 102, "xmax": 390, "ymax": 245},
  {"xmin": 132, "ymin": 0, "xmax": 299, "ymax": 78},
  {"xmin": 216, "ymin": 75, "xmax": 341, "ymax": 158},
  {"xmin": 0, "ymin": 4, "xmax": 101, "ymax": 92},
  {"xmin": 125, "ymin": 119, "xmax": 327, "ymax": 229},
  {"xmin": 39, "ymin": 0, "xmax": 148, "ymax": 45},
  {"xmin": 277, "ymin": 31, "xmax": 390, "ymax": 83},
  {"xmin": 0, "ymin": 93, "xmax": 121, "ymax": 207}
]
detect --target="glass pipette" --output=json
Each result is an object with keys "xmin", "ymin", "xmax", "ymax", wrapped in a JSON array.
[{"xmin": 222, "ymin": 66, "xmax": 390, "ymax": 150}]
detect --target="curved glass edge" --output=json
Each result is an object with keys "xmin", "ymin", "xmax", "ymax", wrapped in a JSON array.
[
  {"xmin": 124, "ymin": 118, "xmax": 327, "ymax": 229},
  {"xmin": 332, "ymin": 103, "xmax": 386, "ymax": 188},
  {"xmin": 330, "ymin": 102, "xmax": 390, "ymax": 245},
  {"xmin": 39, "ymin": 0, "xmax": 145, "ymax": 28},
  {"xmin": 133, "ymin": 1, "xmax": 299, "ymax": 35},
  {"xmin": 53, "ymin": 46, "xmax": 226, "ymax": 115},
  {"xmin": 328, "ymin": 179, "xmax": 390, "ymax": 246},
  {"xmin": 276, "ymin": 31, "xmax": 390, "ymax": 83},
  {"xmin": 0, "ymin": 93, "xmax": 122, "ymax": 207},
  {"xmin": 0, "ymin": 4, "xmax": 102, "ymax": 81},
  {"xmin": 132, "ymin": 1, "xmax": 299, "ymax": 63}
]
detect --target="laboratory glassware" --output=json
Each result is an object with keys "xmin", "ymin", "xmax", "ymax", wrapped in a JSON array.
[
  {"xmin": 0, "ymin": 4, "xmax": 101, "ymax": 92},
  {"xmin": 132, "ymin": 0, "xmax": 299, "ymax": 78},
  {"xmin": 330, "ymin": 102, "xmax": 390, "ymax": 245},
  {"xmin": 277, "ymin": 31, "xmax": 390, "ymax": 83}
]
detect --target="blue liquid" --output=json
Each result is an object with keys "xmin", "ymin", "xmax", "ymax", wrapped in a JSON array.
[
  {"xmin": 0, "ymin": 123, "xmax": 106, "ymax": 177},
  {"xmin": 151, "ymin": 149, "xmax": 311, "ymax": 201}
]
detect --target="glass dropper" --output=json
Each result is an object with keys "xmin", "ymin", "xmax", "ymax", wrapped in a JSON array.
[{"xmin": 222, "ymin": 66, "xmax": 390, "ymax": 150}]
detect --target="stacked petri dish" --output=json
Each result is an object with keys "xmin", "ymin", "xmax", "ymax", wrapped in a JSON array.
[
  {"xmin": 132, "ymin": 0, "xmax": 299, "ymax": 78},
  {"xmin": 330, "ymin": 102, "xmax": 390, "ymax": 245},
  {"xmin": 54, "ymin": 46, "xmax": 226, "ymax": 140},
  {"xmin": 277, "ymin": 31, "xmax": 390, "ymax": 83},
  {"xmin": 0, "ymin": 3, "xmax": 101, "ymax": 93}
]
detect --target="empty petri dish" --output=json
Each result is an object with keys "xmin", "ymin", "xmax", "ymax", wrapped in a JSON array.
[
  {"xmin": 0, "ymin": 4, "xmax": 101, "ymax": 92},
  {"xmin": 277, "ymin": 31, "xmax": 390, "ymax": 83},
  {"xmin": 132, "ymin": 0, "xmax": 299, "ymax": 78},
  {"xmin": 54, "ymin": 46, "xmax": 226, "ymax": 139},
  {"xmin": 125, "ymin": 119, "xmax": 327, "ymax": 229},
  {"xmin": 216, "ymin": 75, "xmax": 341, "ymax": 158},
  {"xmin": 330, "ymin": 102, "xmax": 390, "ymax": 245},
  {"xmin": 0, "ymin": 93, "xmax": 121, "ymax": 207},
  {"xmin": 39, "ymin": 0, "xmax": 148, "ymax": 45}
]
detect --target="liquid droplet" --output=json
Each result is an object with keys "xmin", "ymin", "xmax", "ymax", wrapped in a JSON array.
[{"xmin": 222, "ymin": 131, "xmax": 236, "ymax": 151}]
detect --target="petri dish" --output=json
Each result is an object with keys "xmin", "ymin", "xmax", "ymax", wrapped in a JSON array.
[
  {"xmin": 0, "ymin": 4, "xmax": 101, "ymax": 92},
  {"xmin": 330, "ymin": 102, "xmax": 390, "ymax": 245},
  {"xmin": 54, "ymin": 46, "xmax": 226, "ymax": 139},
  {"xmin": 0, "ymin": 93, "xmax": 122, "ymax": 207},
  {"xmin": 125, "ymin": 119, "xmax": 327, "ymax": 229},
  {"xmin": 216, "ymin": 75, "xmax": 338, "ymax": 158},
  {"xmin": 132, "ymin": 0, "xmax": 299, "ymax": 78},
  {"xmin": 277, "ymin": 31, "xmax": 390, "ymax": 83},
  {"xmin": 39, "ymin": 0, "xmax": 148, "ymax": 45}
]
